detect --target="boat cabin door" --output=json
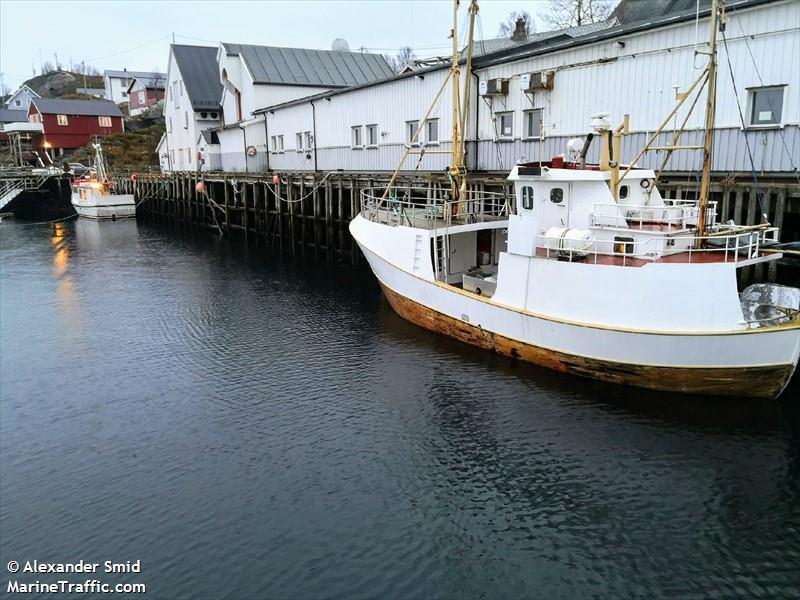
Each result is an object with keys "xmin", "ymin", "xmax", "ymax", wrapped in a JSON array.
[{"xmin": 538, "ymin": 183, "xmax": 570, "ymax": 230}]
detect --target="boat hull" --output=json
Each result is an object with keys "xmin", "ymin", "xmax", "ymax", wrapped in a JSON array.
[
  {"xmin": 380, "ymin": 282, "xmax": 795, "ymax": 399},
  {"xmin": 71, "ymin": 193, "xmax": 135, "ymax": 220},
  {"xmin": 351, "ymin": 219, "xmax": 799, "ymax": 399}
]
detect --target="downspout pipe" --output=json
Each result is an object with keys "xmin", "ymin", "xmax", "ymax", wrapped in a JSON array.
[
  {"xmin": 310, "ymin": 100, "xmax": 318, "ymax": 173},
  {"xmin": 263, "ymin": 113, "xmax": 270, "ymax": 172},
  {"xmin": 239, "ymin": 122, "xmax": 248, "ymax": 173}
]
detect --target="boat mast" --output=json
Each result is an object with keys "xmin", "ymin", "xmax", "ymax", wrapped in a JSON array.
[
  {"xmin": 696, "ymin": 0, "xmax": 721, "ymax": 242},
  {"xmin": 449, "ymin": 0, "xmax": 462, "ymax": 201}
]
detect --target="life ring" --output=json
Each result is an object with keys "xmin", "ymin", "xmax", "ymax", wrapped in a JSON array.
[
  {"xmin": 245, "ymin": 145, "xmax": 257, "ymax": 157},
  {"xmin": 640, "ymin": 178, "xmax": 653, "ymax": 190}
]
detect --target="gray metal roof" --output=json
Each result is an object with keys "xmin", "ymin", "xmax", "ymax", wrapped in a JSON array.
[
  {"xmin": 221, "ymin": 43, "xmax": 394, "ymax": 87},
  {"xmin": 470, "ymin": 21, "xmax": 615, "ymax": 57},
  {"xmin": 0, "ymin": 108, "xmax": 27, "ymax": 123},
  {"xmin": 611, "ymin": 0, "xmax": 712, "ymax": 24},
  {"xmin": 104, "ymin": 69, "xmax": 164, "ymax": 80},
  {"xmin": 30, "ymin": 98, "xmax": 124, "ymax": 117},
  {"xmin": 172, "ymin": 44, "xmax": 223, "ymax": 111},
  {"xmin": 129, "ymin": 75, "xmax": 166, "ymax": 91}
]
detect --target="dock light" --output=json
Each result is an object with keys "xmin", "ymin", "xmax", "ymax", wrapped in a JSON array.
[{"xmin": 43, "ymin": 141, "xmax": 51, "ymax": 148}]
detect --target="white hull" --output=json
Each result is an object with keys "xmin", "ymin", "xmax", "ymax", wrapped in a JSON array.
[
  {"xmin": 71, "ymin": 191, "xmax": 135, "ymax": 220},
  {"xmin": 350, "ymin": 214, "xmax": 800, "ymax": 398}
]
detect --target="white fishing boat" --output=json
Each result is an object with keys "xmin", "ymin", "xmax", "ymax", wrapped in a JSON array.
[
  {"xmin": 71, "ymin": 143, "xmax": 135, "ymax": 220},
  {"xmin": 350, "ymin": 0, "xmax": 800, "ymax": 399}
]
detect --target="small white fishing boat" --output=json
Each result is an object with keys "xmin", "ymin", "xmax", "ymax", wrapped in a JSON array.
[{"xmin": 71, "ymin": 143, "xmax": 134, "ymax": 220}]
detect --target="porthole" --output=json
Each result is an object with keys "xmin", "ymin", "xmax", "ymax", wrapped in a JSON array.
[
  {"xmin": 201, "ymin": 112, "xmax": 207, "ymax": 118},
  {"xmin": 210, "ymin": 112, "xmax": 218, "ymax": 119},
  {"xmin": 550, "ymin": 188, "xmax": 564, "ymax": 203}
]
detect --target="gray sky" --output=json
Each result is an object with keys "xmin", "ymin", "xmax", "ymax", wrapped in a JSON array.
[{"xmin": 0, "ymin": 0, "xmax": 552, "ymax": 90}]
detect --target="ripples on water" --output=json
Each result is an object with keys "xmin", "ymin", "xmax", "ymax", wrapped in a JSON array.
[{"xmin": 1, "ymin": 219, "xmax": 799, "ymax": 599}]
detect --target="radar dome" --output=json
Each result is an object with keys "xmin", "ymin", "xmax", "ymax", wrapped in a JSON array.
[{"xmin": 332, "ymin": 38, "xmax": 350, "ymax": 52}]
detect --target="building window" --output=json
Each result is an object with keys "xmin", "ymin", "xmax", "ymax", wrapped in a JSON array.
[
  {"xmin": 57, "ymin": 114, "xmax": 68, "ymax": 126},
  {"xmin": 271, "ymin": 134, "xmax": 284, "ymax": 153},
  {"xmin": 187, "ymin": 148, "xmax": 192, "ymax": 163},
  {"xmin": 425, "ymin": 119, "xmax": 439, "ymax": 145},
  {"xmin": 98, "ymin": 116, "xmax": 112, "ymax": 127},
  {"xmin": 296, "ymin": 132, "xmax": 303, "ymax": 152},
  {"xmin": 278, "ymin": 135, "xmax": 284, "ymax": 152},
  {"xmin": 172, "ymin": 82, "xmax": 179, "ymax": 108},
  {"xmin": 351, "ymin": 125, "xmax": 363, "ymax": 149},
  {"xmin": 14, "ymin": 99, "xmax": 20, "ymax": 106},
  {"xmin": 524, "ymin": 109, "xmax": 542, "ymax": 139},
  {"xmin": 168, "ymin": 117, "xmax": 172, "ymax": 132},
  {"xmin": 184, "ymin": 111, "xmax": 188, "ymax": 129},
  {"xmin": 121, "ymin": 91, "xmax": 128, "ymax": 98},
  {"xmin": 180, "ymin": 81, "xmax": 184, "ymax": 96},
  {"xmin": 406, "ymin": 120, "xmax": 419, "ymax": 145},
  {"xmin": 497, "ymin": 112, "xmax": 513, "ymax": 139},
  {"xmin": 171, "ymin": 149, "xmax": 175, "ymax": 165},
  {"xmin": 366, "ymin": 124, "xmax": 378, "ymax": 147},
  {"xmin": 29, "ymin": 113, "xmax": 41, "ymax": 123},
  {"xmin": 550, "ymin": 188, "xmax": 564, "ymax": 204},
  {"xmin": 138, "ymin": 91, "xmax": 145, "ymax": 104},
  {"xmin": 304, "ymin": 131, "xmax": 312, "ymax": 150},
  {"xmin": 748, "ymin": 86, "xmax": 784, "ymax": 127}
]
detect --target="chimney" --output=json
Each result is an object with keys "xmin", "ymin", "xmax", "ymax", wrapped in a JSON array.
[{"xmin": 512, "ymin": 17, "xmax": 527, "ymax": 41}]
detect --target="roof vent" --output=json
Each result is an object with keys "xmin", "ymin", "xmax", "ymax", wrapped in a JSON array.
[{"xmin": 332, "ymin": 38, "xmax": 350, "ymax": 52}]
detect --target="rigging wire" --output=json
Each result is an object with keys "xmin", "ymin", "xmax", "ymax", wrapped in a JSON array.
[{"xmin": 720, "ymin": 27, "xmax": 767, "ymax": 221}]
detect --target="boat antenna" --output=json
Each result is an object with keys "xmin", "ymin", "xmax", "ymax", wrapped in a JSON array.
[
  {"xmin": 696, "ymin": 0, "xmax": 722, "ymax": 244},
  {"xmin": 457, "ymin": 0, "xmax": 479, "ymax": 201}
]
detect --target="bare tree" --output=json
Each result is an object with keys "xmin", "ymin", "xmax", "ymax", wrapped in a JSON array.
[
  {"xmin": 542, "ymin": 0, "xmax": 615, "ymax": 29},
  {"xmin": 42, "ymin": 61, "xmax": 55, "ymax": 74},
  {"xmin": 498, "ymin": 11, "xmax": 535, "ymax": 38},
  {"xmin": 385, "ymin": 46, "xmax": 418, "ymax": 74}
]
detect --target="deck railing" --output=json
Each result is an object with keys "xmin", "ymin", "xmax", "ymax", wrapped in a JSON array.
[
  {"xmin": 538, "ymin": 226, "xmax": 780, "ymax": 266},
  {"xmin": 591, "ymin": 200, "xmax": 718, "ymax": 231},
  {"xmin": 360, "ymin": 187, "xmax": 512, "ymax": 229}
]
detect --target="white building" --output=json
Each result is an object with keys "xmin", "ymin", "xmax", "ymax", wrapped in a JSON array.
[
  {"xmin": 211, "ymin": 42, "xmax": 394, "ymax": 171},
  {"xmin": 4, "ymin": 85, "xmax": 40, "ymax": 110},
  {"xmin": 104, "ymin": 69, "xmax": 165, "ymax": 103},
  {"xmin": 258, "ymin": 0, "xmax": 799, "ymax": 176},
  {"xmin": 162, "ymin": 45, "xmax": 223, "ymax": 172}
]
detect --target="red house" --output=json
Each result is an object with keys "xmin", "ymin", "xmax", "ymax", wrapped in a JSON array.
[
  {"xmin": 126, "ymin": 74, "xmax": 166, "ymax": 116},
  {"xmin": 28, "ymin": 98, "xmax": 125, "ymax": 155}
]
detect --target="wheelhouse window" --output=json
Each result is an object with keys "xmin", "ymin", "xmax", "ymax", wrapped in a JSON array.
[
  {"xmin": 98, "ymin": 116, "xmax": 112, "ymax": 127},
  {"xmin": 351, "ymin": 125, "xmax": 363, "ymax": 149},
  {"xmin": 366, "ymin": 124, "xmax": 378, "ymax": 147},
  {"xmin": 619, "ymin": 184, "xmax": 629, "ymax": 199},
  {"xmin": 748, "ymin": 85, "xmax": 784, "ymax": 127},
  {"xmin": 550, "ymin": 188, "xmax": 563, "ymax": 203},
  {"xmin": 524, "ymin": 109, "xmax": 542, "ymax": 139},
  {"xmin": 406, "ymin": 120, "xmax": 419, "ymax": 145},
  {"xmin": 521, "ymin": 186, "xmax": 534, "ymax": 211},
  {"xmin": 425, "ymin": 119, "xmax": 439, "ymax": 145},
  {"xmin": 497, "ymin": 112, "xmax": 513, "ymax": 139},
  {"xmin": 57, "ymin": 114, "xmax": 68, "ymax": 126}
]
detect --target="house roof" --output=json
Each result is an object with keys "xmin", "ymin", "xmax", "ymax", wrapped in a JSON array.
[
  {"xmin": 221, "ymin": 42, "xmax": 394, "ymax": 87},
  {"xmin": 7, "ymin": 85, "xmax": 40, "ymax": 101},
  {"xmin": 611, "ymin": 0, "xmax": 712, "ymax": 25},
  {"xmin": 0, "ymin": 108, "xmax": 27, "ymax": 123},
  {"xmin": 104, "ymin": 69, "xmax": 164, "ymax": 80},
  {"xmin": 470, "ymin": 21, "xmax": 613, "ymax": 57},
  {"xmin": 171, "ymin": 44, "xmax": 223, "ymax": 111},
  {"xmin": 126, "ymin": 75, "xmax": 167, "ymax": 93},
  {"xmin": 30, "ymin": 98, "xmax": 124, "ymax": 117}
]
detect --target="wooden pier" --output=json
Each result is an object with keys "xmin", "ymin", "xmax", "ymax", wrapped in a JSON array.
[{"xmin": 118, "ymin": 170, "xmax": 799, "ymax": 283}]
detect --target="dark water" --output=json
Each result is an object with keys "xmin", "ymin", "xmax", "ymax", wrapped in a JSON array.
[{"xmin": 1, "ymin": 219, "xmax": 799, "ymax": 600}]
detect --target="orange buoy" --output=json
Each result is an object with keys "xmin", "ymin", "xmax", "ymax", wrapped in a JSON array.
[
  {"xmin": 272, "ymin": 175, "xmax": 280, "ymax": 184},
  {"xmin": 195, "ymin": 181, "xmax": 206, "ymax": 194},
  {"xmin": 131, "ymin": 174, "xmax": 137, "ymax": 182}
]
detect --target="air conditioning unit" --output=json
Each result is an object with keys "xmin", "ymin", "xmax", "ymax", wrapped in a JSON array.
[
  {"xmin": 526, "ymin": 71, "xmax": 555, "ymax": 92},
  {"xmin": 482, "ymin": 78, "xmax": 509, "ymax": 96}
]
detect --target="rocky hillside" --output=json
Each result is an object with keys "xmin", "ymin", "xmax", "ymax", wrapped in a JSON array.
[{"xmin": 24, "ymin": 71, "xmax": 105, "ymax": 99}]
